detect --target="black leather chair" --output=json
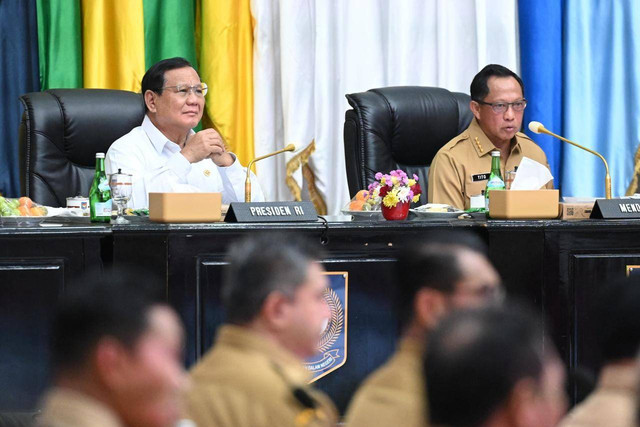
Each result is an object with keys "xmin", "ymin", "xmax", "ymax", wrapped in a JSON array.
[
  {"xmin": 344, "ymin": 86, "xmax": 474, "ymax": 199},
  {"xmin": 19, "ymin": 89, "xmax": 145, "ymax": 207}
]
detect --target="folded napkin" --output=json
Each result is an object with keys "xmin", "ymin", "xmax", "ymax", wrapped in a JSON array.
[{"xmin": 511, "ymin": 157, "xmax": 553, "ymax": 190}]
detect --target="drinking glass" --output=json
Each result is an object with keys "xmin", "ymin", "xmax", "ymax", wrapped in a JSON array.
[{"xmin": 109, "ymin": 170, "xmax": 132, "ymax": 224}]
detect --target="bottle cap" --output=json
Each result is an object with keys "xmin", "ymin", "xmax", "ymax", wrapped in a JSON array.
[
  {"xmin": 96, "ymin": 152, "xmax": 105, "ymax": 158},
  {"xmin": 491, "ymin": 150, "xmax": 500, "ymax": 157}
]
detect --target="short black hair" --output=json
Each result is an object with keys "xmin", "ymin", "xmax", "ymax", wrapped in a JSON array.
[
  {"xmin": 426, "ymin": 305, "xmax": 547, "ymax": 427},
  {"xmin": 141, "ymin": 57, "xmax": 195, "ymax": 111},
  {"xmin": 470, "ymin": 64, "xmax": 524, "ymax": 102},
  {"xmin": 396, "ymin": 231, "xmax": 488, "ymax": 328},
  {"xmin": 592, "ymin": 276, "xmax": 640, "ymax": 363},
  {"xmin": 222, "ymin": 233, "xmax": 325, "ymax": 324},
  {"xmin": 51, "ymin": 268, "xmax": 165, "ymax": 375}
]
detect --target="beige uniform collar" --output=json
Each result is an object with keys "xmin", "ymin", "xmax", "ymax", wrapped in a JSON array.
[
  {"xmin": 396, "ymin": 335, "xmax": 424, "ymax": 359},
  {"xmin": 39, "ymin": 387, "xmax": 123, "ymax": 427},
  {"xmin": 467, "ymin": 118, "xmax": 522, "ymax": 159},
  {"xmin": 598, "ymin": 363, "xmax": 637, "ymax": 393},
  {"xmin": 215, "ymin": 324, "xmax": 310, "ymax": 384}
]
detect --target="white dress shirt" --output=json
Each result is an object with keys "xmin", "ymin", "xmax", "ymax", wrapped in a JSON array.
[{"xmin": 106, "ymin": 115, "xmax": 264, "ymax": 209}]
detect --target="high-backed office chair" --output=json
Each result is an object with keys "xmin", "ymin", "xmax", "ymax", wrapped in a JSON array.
[
  {"xmin": 343, "ymin": 86, "xmax": 474, "ymax": 199},
  {"xmin": 19, "ymin": 89, "xmax": 145, "ymax": 207}
]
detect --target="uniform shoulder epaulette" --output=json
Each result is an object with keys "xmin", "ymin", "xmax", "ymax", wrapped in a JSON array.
[{"xmin": 448, "ymin": 132, "xmax": 470, "ymax": 147}]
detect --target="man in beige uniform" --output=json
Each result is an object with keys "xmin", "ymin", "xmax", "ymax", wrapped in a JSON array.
[
  {"xmin": 37, "ymin": 273, "xmax": 187, "ymax": 427},
  {"xmin": 345, "ymin": 232, "xmax": 502, "ymax": 427},
  {"xmin": 184, "ymin": 233, "xmax": 338, "ymax": 427},
  {"xmin": 428, "ymin": 64, "xmax": 552, "ymax": 210},
  {"xmin": 560, "ymin": 277, "xmax": 640, "ymax": 427}
]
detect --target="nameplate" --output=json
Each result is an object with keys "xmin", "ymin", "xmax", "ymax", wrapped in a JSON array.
[
  {"xmin": 590, "ymin": 199, "xmax": 640, "ymax": 219},
  {"xmin": 471, "ymin": 173, "xmax": 490, "ymax": 182},
  {"xmin": 225, "ymin": 202, "xmax": 318, "ymax": 222}
]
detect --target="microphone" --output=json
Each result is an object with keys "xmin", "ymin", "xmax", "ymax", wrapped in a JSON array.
[
  {"xmin": 245, "ymin": 143, "xmax": 298, "ymax": 202},
  {"xmin": 528, "ymin": 121, "xmax": 612, "ymax": 199}
]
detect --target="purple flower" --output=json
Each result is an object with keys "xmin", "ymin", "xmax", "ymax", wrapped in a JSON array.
[
  {"xmin": 413, "ymin": 174, "xmax": 419, "ymax": 181},
  {"xmin": 375, "ymin": 172, "xmax": 383, "ymax": 180}
]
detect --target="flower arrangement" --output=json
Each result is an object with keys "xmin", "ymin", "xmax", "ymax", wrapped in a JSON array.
[{"xmin": 367, "ymin": 169, "xmax": 422, "ymax": 208}]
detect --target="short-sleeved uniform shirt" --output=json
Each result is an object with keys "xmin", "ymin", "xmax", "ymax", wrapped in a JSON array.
[
  {"xmin": 345, "ymin": 337, "xmax": 427, "ymax": 427},
  {"xmin": 184, "ymin": 325, "xmax": 338, "ymax": 427},
  {"xmin": 428, "ymin": 118, "xmax": 553, "ymax": 210}
]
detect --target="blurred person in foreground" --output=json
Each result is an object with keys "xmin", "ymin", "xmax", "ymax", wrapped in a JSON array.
[
  {"xmin": 106, "ymin": 57, "xmax": 264, "ymax": 209},
  {"xmin": 184, "ymin": 233, "xmax": 338, "ymax": 426},
  {"xmin": 426, "ymin": 305, "xmax": 567, "ymax": 427},
  {"xmin": 560, "ymin": 277, "xmax": 640, "ymax": 427},
  {"xmin": 37, "ymin": 274, "xmax": 187, "ymax": 427},
  {"xmin": 345, "ymin": 232, "xmax": 502, "ymax": 427}
]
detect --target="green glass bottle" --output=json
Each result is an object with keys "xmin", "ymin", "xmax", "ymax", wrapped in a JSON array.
[
  {"xmin": 484, "ymin": 150, "xmax": 506, "ymax": 213},
  {"xmin": 89, "ymin": 153, "xmax": 112, "ymax": 223}
]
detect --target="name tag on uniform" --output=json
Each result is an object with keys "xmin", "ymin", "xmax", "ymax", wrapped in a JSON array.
[{"xmin": 472, "ymin": 173, "xmax": 490, "ymax": 182}]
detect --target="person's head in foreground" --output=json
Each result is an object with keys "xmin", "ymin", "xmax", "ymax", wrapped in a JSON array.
[
  {"xmin": 48, "ymin": 272, "xmax": 187, "ymax": 427},
  {"xmin": 222, "ymin": 232, "xmax": 329, "ymax": 358},
  {"xmin": 397, "ymin": 231, "xmax": 502, "ymax": 339},
  {"xmin": 470, "ymin": 64, "xmax": 526, "ymax": 148},
  {"xmin": 425, "ymin": 305, "xmax": 567, "ymax": 427}
]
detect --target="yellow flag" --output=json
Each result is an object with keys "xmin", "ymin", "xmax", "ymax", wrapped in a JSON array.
[
  {"xmin": 82, "ymin": 0, "xmax": 145, "ymax": 91},
  {"xmin": 199, "ymin": 0, "xmax": 255, "ymax": 165}
]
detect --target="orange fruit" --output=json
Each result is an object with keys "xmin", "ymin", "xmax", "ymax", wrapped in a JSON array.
[
  {"xmin": 19, "ymin": 197, "xmax": 33, "ymax": 208},
  {"xmin": 355, "ymin": 190, "xmax": 368, "ymax": 201},
  {"xmin": 18, "ymin": 205, "xmax": 30, "ymax": 216},
  {"xmin": 29, "ymin": 207, "xmax": 44, "ymax": 216},
  {"xmin": 349, "ymin": 200, "xmax": 365, "ymax": 211}
]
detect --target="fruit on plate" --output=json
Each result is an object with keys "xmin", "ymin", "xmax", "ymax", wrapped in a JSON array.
[
  {"xmin": 349, "ymin": 190, "xmax": 369, "ymax": 211},
  {"xmin": 0, "ymin": 196, "xmax": 48, "ymax": 217}
]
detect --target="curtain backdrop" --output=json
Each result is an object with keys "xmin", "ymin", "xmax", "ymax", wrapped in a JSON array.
[
  {"xmin": 562, "ymin": 1, "xmax": 640, "ymax": 198},
  {"xmin": 5, "ymin": 1, "xmax": 639, "ymax": 204},
  {"xmin": 252, "ymin": 0, "xmax": 520, "ymax": 213},
  {"xmin": 518, "ymin": 0, "xmax": 564, "ymax": 187},
  {"xmin": 0, "ymin": 0, "xmax": 40, "ymax": 197}
]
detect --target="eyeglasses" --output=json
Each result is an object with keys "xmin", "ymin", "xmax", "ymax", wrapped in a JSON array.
[
  {"xmin": 474, "ymin": 99, "xmax": 527, "ymax": 114},
  {"xmin": 158, "ymin": 83, "xmax": 208, "ymax": 98}
]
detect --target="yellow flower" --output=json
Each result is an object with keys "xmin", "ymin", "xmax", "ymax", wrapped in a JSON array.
[
  {"xmin": 383, "ymin": 192, "xmax": 399, "ymax": 208},
  {"xmin": 391, "ymin": 176, "xmax": 399, "ymax": 185},
  {"xmin": 380, "ymin": 177, "xmax": 387, "ymax": 186},
  {"xmin": 408, "ymin": 179, "xmax": 416, "ymax": 187},
  {"xmin": 412, "ymin": 194, "xmax": 421, "ymax": 203}
]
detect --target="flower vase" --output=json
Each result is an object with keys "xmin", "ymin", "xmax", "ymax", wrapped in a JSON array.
[{"xmin": 382, "ymin": 201, "xmax": 410, "ymax": 220}]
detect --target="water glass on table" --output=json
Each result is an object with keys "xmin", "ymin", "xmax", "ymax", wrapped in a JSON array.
[{"xmin": 109, "ymin": 170, "xmax": 132, "ymax": 224}]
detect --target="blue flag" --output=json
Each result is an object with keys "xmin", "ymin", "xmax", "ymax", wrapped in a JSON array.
[
  {"xmin": 0, "ymin": 0, "xmax": 40, "ymax": 197},
  {"xmin": 518, "ymin": 0, "xmax": 564, "ymax": 187}
]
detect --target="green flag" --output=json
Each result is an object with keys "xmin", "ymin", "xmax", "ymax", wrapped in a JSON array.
[
  {"xmin": 143, "ymin": 0, "xmax": 198, "ymax": 69},
  {"xmin": 36, "ymin": 0, "xmax": 82, "ymax": 89}
]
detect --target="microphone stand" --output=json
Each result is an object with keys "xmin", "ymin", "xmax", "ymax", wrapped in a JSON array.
[
  {"xmin": 536, "ymin": 126, "xmax": 612, "ymax": 199},
  {"xmin": 245, "ymin": 143, "xmax": 297, "ymax": 202}
]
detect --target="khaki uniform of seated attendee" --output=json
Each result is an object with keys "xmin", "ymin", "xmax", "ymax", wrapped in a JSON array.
[
  {"xmin": 345, "ymin": 232, "xmax": 502, "ymax": 427},
  {"xmin": 37, "ymin": 272, "xmax": 187, "ymax": 427},
  {"xmin": 184, "ymin": 233, "xmax": 338, "ymax": 427},
  {"xmin": 559, "ymin": 277, "xmax": 640, "ymax": 427},
  {"xmin": 428, "ymin": 64, "xmax": 552, "ymax": 210}
]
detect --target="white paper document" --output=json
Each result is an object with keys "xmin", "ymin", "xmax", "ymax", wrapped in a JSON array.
[{"xmin": 510, "ymin": 157, "xmax": 554, "ymax": 190}]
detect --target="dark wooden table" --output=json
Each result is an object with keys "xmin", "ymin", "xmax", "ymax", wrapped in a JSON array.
[{"xmin": 2, "ymin": 215, "xmax": 640, "ymax": 412}]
